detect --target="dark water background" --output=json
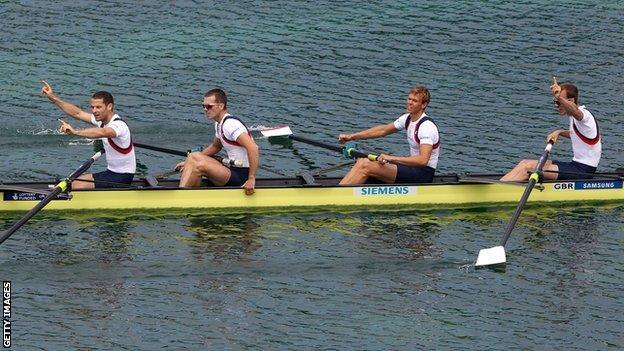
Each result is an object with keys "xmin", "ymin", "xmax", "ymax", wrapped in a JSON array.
[{"xmin": 1, "ymin": 1, "xmax": 623, "ymax": 349}]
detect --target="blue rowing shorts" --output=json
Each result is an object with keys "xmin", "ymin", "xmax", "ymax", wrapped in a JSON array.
[
  {"xmin": 93, "ymin": 169, "xmax": 135, "ymax": 188},
  {"xmin": 552, "ymin": 160, "xmax": 596, "ymax": 180},
  {"xmin": 395, "ymin": 164, "xmax": 436, "ymax": 183},
  {"xmin": 226, "ymin": 167, "xmax": 250, "ymax": 186}
]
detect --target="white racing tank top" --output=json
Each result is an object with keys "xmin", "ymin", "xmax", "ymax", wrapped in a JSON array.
[
  {"xmin": 393, "ymin": 113, "xmax": 440, "ymax": 169},
  {"xmin": 214, "ymin": 113, "xmax": 252, "ymax": 167},
  {"xmin": 90, "ymin": 114, "xmax": 136, "ymax": 174},
  {"xmin": 569, "ymin": 105, "xmax": 601, "ymax": 167}
]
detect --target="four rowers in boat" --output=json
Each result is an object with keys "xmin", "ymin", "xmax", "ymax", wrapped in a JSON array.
[{"xmin": 46, "ymin": 78, "xmax": 600, "ymax": 192}]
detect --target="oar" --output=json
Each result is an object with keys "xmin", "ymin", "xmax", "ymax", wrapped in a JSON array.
[
  {"xmin": 133, "ymin": 142, "xmax": 242, "ymax": 167},
  {"xmin": 0, "ymin": 151, "xmax": 104, "ymax": 245},
  {"xmin": 475, "ymin": 139, "xmax": 556, "ymax": 267},
  {"xmin": 261, "ymin": 126, "xmax": 384, "ymax": 161}
]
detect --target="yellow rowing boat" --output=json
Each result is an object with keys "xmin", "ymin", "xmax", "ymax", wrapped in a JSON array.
[{"xmin": 1, "ymin": 173, "xmax": 622, "ymax": 212}]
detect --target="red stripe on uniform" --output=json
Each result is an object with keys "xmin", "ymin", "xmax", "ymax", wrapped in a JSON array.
[{"xmin": 572, "ymin": 120, "xmax": 600, "ymax": 145}]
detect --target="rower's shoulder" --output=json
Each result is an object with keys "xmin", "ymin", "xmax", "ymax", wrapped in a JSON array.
[{"xmin": 222, "ymin": 115, "xmax": 248, "ymax": 127}]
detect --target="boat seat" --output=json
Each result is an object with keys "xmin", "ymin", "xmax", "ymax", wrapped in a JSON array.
[
  {"xmin": 142, "ymin": 176, "xmax": 161, "ymax": 188},
  {"xmin": 296, "ymin": 172, "xmax": 318, "ymax": 185}
]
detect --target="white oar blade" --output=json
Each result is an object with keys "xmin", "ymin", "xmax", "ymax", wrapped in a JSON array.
[
  {"xmin": 259, "ymin": 125, "xmax": 293, "ymax": 137},
  {"xmin": 475, "ymin": 246, "xmax": 506, "ymax": 267}
]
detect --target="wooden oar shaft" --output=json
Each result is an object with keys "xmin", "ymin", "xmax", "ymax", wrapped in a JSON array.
[
  {"xmin": 499, "ymin": 141, "xmax": 554, "ymax": 247},
  {"xmin": 288, "ymin": 135, "xmax": 379, "ymax": 160},
  {"xmin": 0, "ymin": 151, "xmax": 103, "ymax": 245}
]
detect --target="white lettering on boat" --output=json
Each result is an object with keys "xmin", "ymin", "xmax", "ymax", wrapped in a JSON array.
[
  {"xmin": 554, "ymin": 180, "xmax": 623, "ymax": 190},
  {"xmin": 6, "ymin": 192, "xmax": 45, "ymax": 201},
  {"xmin": 354, "ymin": 186, "xmax": 416, "ymax": 196},
  {"xmin": 3, "ymin": 192, "xmax": 68, "ymax": 201},
  {"xmin": 577, "ymin": 180, "xmax": 622, "ymax": 190}
]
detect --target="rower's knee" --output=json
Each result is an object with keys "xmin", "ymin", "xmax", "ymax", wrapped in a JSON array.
[
  {"xmin": 184, "ymin": 152, "xmax": 204, "ymax": 169},
  {"xmin": 355, "ymin": 158, "xmax": 377, "ymax": 176},
  {"xmin": 517, "ymin": 159, "xmax": 537, "ymax": 171},
  {"xmin": 187, "ymin": 152, "xmax": 202, "ymax": 163}
]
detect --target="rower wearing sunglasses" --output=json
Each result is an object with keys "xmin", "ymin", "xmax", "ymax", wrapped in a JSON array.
[
  {"xmin": 175, "ymin": 88, "xmax": 259, "ymax": 195},
  {"xmin": 501, "ymin": 78, "xmax": 601, "ymax": 181}
]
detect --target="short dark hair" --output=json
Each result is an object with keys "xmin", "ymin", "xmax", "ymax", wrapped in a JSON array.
[
  {"xmin": 92, "ymin": 91, "xmax": 114, "ymax": 106},
  {"xmin": 204, "ymin": 88, "xmax": 227, "ymax": 108},
  {"xmin": 560, "ymin": 83, "xmax": 579, "ymax": 104}
]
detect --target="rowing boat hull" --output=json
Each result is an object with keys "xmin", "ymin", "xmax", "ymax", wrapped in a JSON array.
[{"xmin": 1, "ymin": 174, "xmax": 622, "ymax": 212}]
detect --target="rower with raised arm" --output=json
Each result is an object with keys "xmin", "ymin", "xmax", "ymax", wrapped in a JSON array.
[
  {"xmin": 175, "ymin": 88, "xmax": 259, "ymax": 195},
  {"xmin": 500, "ymin": 78, "xmax": 601, "ymax": 181},
  {"xmin": 337, "ymin": 85, "xmax": 440, "ymax": 185},
  {"xmin": 41, "ymin": 81, "xmax": 136, "ymax": 189}
]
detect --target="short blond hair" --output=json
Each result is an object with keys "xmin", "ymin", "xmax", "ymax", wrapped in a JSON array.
[{"xmin": 409, "ymin": 86, "xmax": 430, "ymax": 106}]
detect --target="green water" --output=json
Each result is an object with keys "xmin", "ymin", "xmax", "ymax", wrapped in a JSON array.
[{"xmin": 1, "ymin": 1, "xmax": 623, "ymax": 349}]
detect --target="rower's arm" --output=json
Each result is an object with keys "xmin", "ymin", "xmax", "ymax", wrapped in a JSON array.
[
  {"xmin": 41, "ymin": 81, "xmax": 93, "ymax": 123},
  {"xmin": 46, "ymin": 94, "xmax": 93, "ymax": 123},
  {"xmin": 385, "ymin": 144, "xmax": 433, "ymax": 167},
  {"xmin": 70, "ymin": 126, "xmax": 117, "ymax": 139},
  {"xmin": 547, "ymin": 129, "xmax": 570, "ymax": 142},
  {"xmin": 553, "ymin": 95, "xmax": 583, "ymax": 121},
  {"xmin": 236, "ymin": 134, "xmax": 259, "ymax": 180},
  {"xmin": 202, "ymin": 137, "xmax": 222, "ymax": 156},
  {"xmin": 339, "ymin": 123, "xmax": 398, "ymax": 143},
  {"xmin": 236, "ymin": 133, "xmax": 259, "ymax": 195}
]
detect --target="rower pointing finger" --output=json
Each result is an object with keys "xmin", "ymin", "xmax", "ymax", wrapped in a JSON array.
[
  {"xmin": 550, "ymin": 76, "xmax": 561, "ymax": 96},
  {"xmin": 41, "ymin": 80, "xmax": 53, "ymax": 96},
  {"xmin": 58, "ymin": 119, "xmax": 74, "ymax": 135}
]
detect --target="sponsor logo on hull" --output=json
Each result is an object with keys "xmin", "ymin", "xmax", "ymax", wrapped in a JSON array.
[
  {"xmin": 354, "ymin": 186, "xmax": 417, "ymax": 196},
  {"xmin": 2, "ymin": 192, "xmax": 69, "ymax": 201},
  {"xmin": 553, "ymin": 180, "xmax": 623, "ymax": 191}
]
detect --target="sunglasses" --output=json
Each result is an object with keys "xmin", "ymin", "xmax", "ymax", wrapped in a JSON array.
[
  {"xmin": 553, "ymin": 97, "xmax": 575, "ymax": 107},
  {"xmin": 202, "ymin": 103, "xmax": 216, "ymax": 110}
]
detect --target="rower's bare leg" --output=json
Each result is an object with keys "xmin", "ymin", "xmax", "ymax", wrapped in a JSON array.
[
  {"xmin": 72, "ymin": 174, "xmax": 95, "ymax": 189},
  {"xmin": 500, "ymin": 159, "xmax": 558, "ymax": 181},
  {"xmin": 339, "ymin": 158, "xmax": 398, "ymax": 185},
  {"xmin": 179, "ymin": 152, "xmax": 231, "ymax": 187}
]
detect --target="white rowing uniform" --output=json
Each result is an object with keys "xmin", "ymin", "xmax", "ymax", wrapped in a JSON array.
[
  {"xmin": 393, "ymin": 112, "xmax": 441, "ymax": 169},
  {"xmin": 569, "ymin": 105, "xmax": 601, "ymax": 168},
  {"xmin": 215, "ymin": 113, "xmax": 253, "ymax": 167},
  {"xmin": 90, "ymin": 114, "xmax": 136, "ymax": 174}
]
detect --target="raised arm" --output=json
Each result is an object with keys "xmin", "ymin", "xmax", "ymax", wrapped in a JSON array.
[
  {"xmin": 338, "ymin": 122, "xmax": 398, "ymax": 143},
  {"xmin": 550, "ymin": 77, "xmax": 583, "ymax": 121},
  {"xmin": 42, "ymin": 81, "xmax": 93, "ymax": 123}
]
